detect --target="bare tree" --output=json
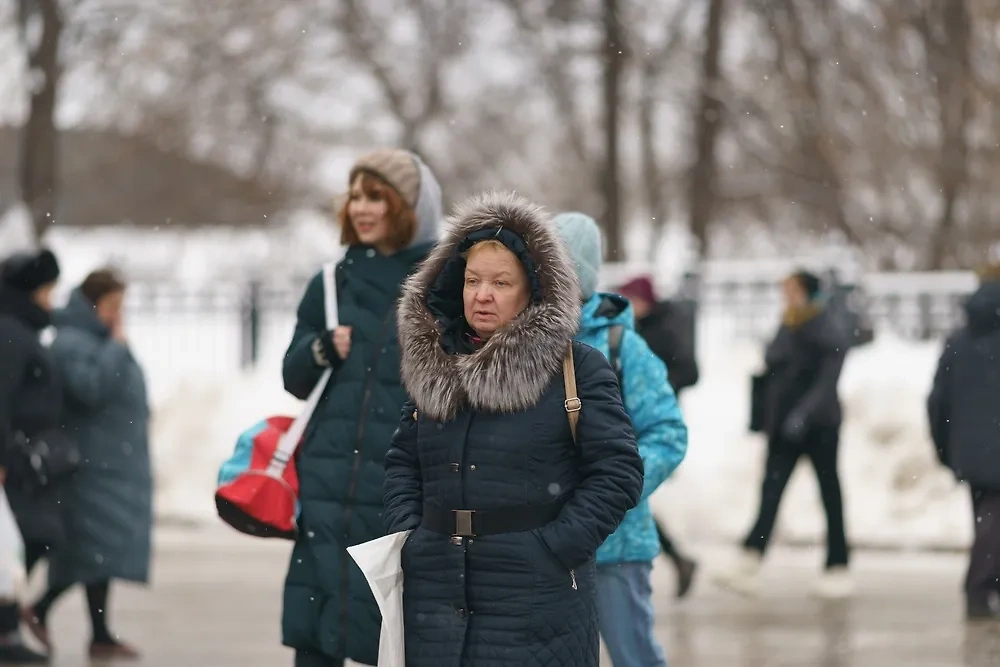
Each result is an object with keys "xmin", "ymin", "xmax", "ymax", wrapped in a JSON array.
[
  {"xmin": 686, "ymin": 0, "xmax": 726, "ymax": 259},
  {"xmin": 918, "ymin": 0, "xmax": 972, "ymax": 269},
  {"xmin": 18, "ymin": 0, "xmax": 64, "ymax": 239},
  {"xmin": 600, "ymin": 0, "xmax": 624, "ymax": 258}
]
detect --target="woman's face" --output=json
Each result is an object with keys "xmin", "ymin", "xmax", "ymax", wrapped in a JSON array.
[
  {"xmin": 96, "ymin": 289, "xmax": 125, "ymax": 329},
  {"xmin": 347, "ymin": 173, "xmax": 391, "ymax": 250},
  {"xmin": 31, "ymin": 283, "xmax": 55, "ymax": 312},
  {"xmin": 463, "ymin": 243, "xmax": 531, "ymax": 338},
  {"xmin": 782, "ymin": 276, "xmax": 808, "ymax": 310}
]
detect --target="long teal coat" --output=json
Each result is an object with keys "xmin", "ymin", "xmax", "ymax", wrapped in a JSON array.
[
  {"xmin": 280, "ymin": 243, "xmax": 433, "ymax": 663},
  {"xmin": 46, "ymin": 289, "xmax": 153, "ymax": 587}
]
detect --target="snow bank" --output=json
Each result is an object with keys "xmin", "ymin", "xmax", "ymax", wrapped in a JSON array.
[
  {"xmin": 652, "ymin": 329, "xmax": 970, "ymax": 552},
  {"xmin": 150, "ymin": 338, "xmax": 301, "ymax": 522},
  {"xmin": 149, "ymin": 325, "xmax": 972, "ymax": 551}
]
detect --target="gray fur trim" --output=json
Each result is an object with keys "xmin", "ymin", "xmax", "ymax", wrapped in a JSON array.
[{"xmin": 397, "ymin": 191, "xmax": 582, "ymax": 421}]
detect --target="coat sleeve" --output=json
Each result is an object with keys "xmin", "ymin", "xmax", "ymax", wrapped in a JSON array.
[
  {"xmin": 0, "ymin": 327, "xmax": 29, "ymax": 470},
  {"xmin": 620, "ymin": 330, "xmax": 688, "ymax": 502},
  {"xmin": 790, "ymin": 327, "xmax": 846, "ymax": 426},
  {"xmin": 538, "ymin": 345, "xmax": 644, "ymax": 569},
  {"xmin": 51, "ymin": 329, "xmax": 131, "ymax": 411},
  {"xmin": 283, "ymin": 272, "xmax": 340, "ymax": 400},
  {"xmin": 927, "ymin": 334, "xmax": 957, "ymax": 465},
  {"xmin": 383, "ymin": 401, "xmax": 423, "ymax": 533}
]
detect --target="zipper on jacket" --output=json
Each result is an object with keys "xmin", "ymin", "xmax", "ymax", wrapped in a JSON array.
[
  {"xmin": 337, "ymin": 310, "xmax": 396, "ymax": 657},
  {"xmin": 570, "ymin": 569, "xmax": 578, "ymax": 590}
]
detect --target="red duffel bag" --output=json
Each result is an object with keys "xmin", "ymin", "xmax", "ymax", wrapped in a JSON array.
[{"xmin": 215, "ymin": 262, "xmax": 336, "ymax": 539}]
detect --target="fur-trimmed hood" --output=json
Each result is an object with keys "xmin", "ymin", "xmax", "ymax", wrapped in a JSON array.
[{"xmin": 397, "ymin": 191, "xmax": 582, "ymax": 421}]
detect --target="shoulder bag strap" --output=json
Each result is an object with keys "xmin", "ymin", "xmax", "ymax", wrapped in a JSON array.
[
  {"xmin": 267, "ymin": 263, "xmax": 339, "ymax": 477},
  {"xmin": 563, "ymin": 343, "xmax": 581, "ymax": 446}
]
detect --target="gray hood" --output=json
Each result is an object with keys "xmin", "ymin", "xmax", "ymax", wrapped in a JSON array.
[{"xmin": 409, "ymin": 153, "xmax": 443, "ymax": 248}]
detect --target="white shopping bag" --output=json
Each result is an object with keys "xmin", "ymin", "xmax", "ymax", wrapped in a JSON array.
[
  {"xmin": 347, "ymin": 530, "xmax": 412, "ymax": 667},
  {"xmin": 0, "ymin": 488, "xmax": 25, "ymax": 599}
]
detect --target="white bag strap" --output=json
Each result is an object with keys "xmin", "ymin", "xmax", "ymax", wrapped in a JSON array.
[{"xmin": 267, "ymin": 263, "xmax": 338, "ymax": 477}]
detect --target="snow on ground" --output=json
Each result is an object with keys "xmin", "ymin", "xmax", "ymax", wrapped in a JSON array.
[
  {"xmin": 147, "ymin": 314, "xmax": 971, "ymax": 552},
  {"xmin": 5, "ymin": 220, "xmax": 972, "ymax": 550}
]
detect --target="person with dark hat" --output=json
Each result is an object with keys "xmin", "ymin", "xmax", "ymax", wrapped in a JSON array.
[
  {"xmin": 713, "ymin": 269, "xmax": 852, "ymax": 599},
  {"xmin": 614, "ymin": 274, "xmax": 701, "ymax": 598},
  {"xmin": 0, "ymin": 248, "xmax": 70, "ymax": 664}
]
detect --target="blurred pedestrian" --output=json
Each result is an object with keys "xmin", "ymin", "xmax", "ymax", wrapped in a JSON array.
[
  {"xmin": 713, "ymin": 270, "xmax": 851, "ymax": 598},
  {"xmin": 383, "ymin": 192, "xmax": 643, "ymax": 667},
  {"xmin": 0, "ymin": 249, "xmax": 69, "ymax": 664},
  {"xmin": 928, "ymin": 259, "xmax": 1000, "ymax": 619},
  {"xmin": 282, "ymin": 149, "xmax": 442, "ymax": 667},
  {"xmin": 554, "ymin": 213, "xmax": 687, "ymax": 667},
  {"xmin": 615, "ymin": 275, "xmax": 701, "ymax": 598},
  {"xmin": 23, "ymin": 268, "xmax": 151, "ymax": 659}
]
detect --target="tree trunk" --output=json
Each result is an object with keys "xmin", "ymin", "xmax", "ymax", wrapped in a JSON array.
[
  {"xmin": 927, "ymin": 0, "xmax": 971, "ymax": 270},
  {"xmin": 601, "ymin": 0, "xmax": 624, "ymax": 259},
  {"xmin": 639, "ymin": 58, "xmax": 666, "ymax": 262},
  {"xmin": 19, "ymin": 0, "xmax": 63, "ymax": 241},
  {"xmin": 686, "ymin": 0, "xmax": 726, "ymax": 259}
]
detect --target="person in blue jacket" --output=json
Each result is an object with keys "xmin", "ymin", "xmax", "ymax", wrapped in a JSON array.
[{"xmin": 554, "ymin": 212, "xmax": 689, "ymax": 667}]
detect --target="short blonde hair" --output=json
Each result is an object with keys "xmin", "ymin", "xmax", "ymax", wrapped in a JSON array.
[{"xmin": 463, "ymin": 239, "xmax": 507, "ymax": 261}]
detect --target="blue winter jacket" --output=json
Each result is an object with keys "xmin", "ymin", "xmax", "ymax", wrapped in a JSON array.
[{"xmin": 576, "ymin": 293, "xmax": 688, "ymax": 564}]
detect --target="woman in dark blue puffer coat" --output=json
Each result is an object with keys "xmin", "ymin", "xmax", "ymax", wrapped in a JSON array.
[{"xmin": 383, "ymin": 192, "xmax": 644, "ymax": 667}]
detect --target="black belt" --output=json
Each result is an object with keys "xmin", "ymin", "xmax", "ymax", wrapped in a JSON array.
[{"xmin": 422, "ymin": 501, "xmax": 564, "ymax": 537}]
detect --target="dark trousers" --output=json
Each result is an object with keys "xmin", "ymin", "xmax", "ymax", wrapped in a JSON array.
[
  {"xmin": 967, "ymin": 487, "xmax": 1000, "ymax": 607},
  {"xmin": 294, "ymin": 650, "xmax": 344, "ymax": 667},
  {"xmin": 743, "ymin": 427, "xmax": 849, "ymax": 568},
  {"xmin": 0, "ymin": 541, "xmax": 48, "ymax": 634}
]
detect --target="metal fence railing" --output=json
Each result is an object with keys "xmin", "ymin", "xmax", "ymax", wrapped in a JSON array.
[{"xmin": 121, "ymin": 269, "xmax": 978, "ymax": 384}]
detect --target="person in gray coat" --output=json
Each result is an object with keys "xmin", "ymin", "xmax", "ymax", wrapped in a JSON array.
[{"xmin": 22, "ymin": 269, "xmax": 151, "ymax": 660}]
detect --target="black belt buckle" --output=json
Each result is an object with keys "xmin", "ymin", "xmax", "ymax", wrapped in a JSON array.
[{"xmin": 453, "ymin": 510, "xmax": 475, "ymax": 537}]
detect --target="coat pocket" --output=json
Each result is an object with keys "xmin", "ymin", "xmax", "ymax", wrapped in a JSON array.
[{"xmin": 529, "ymin": 529, "xmax": 577, "ymax": 590}]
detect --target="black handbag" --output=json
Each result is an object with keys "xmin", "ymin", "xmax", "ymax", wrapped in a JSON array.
[{"xmin": 11, "ymin": 429, "xmax": 81, "ymax": 487}]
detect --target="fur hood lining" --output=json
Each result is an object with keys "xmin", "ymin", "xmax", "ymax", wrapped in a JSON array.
[{"xmin": 397, "ymin": 191, "xmax": 582, "ymax": 421}]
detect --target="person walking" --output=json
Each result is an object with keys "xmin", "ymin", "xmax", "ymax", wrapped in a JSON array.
[
  {"xmin": 713, "ymin": 270, "xmax": 852, "ymax": 598},
  {"xmin": 22, "ymin": 268, "xmax": 151, "ymax": 660},
  {"xmin": 615, "ymin": 275, "xmax": 700, "ymax": 598},
  {"xmin": 282, "ymin": 149, "xmax": 442, "ymax": 667},
  {"xmin": 554, "ymin": 213, "xmax": 688, "ymax": 667},
  {"xmin": 0, "ymin": 249, "xmax": 68, "ymax": 664},
  {"xmin": 928, "ymin": 260, "xmax": 1000, "ymax": 619},
  {"xmin": 383, "ymin": 192, "xmax": 644, "ymax": 667}
]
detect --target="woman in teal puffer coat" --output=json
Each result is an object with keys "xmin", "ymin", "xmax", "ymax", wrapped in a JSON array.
[
  {"xmin": 555, "ymin": 212, "xmax": 688, "ymax": 667},
  {"xmin": 25, "ymin": 269, "xmax": 151, "ymax": 661},
  {"xmin": 281, "ymin": 149, "xmax": 441, "ymax": 667}
]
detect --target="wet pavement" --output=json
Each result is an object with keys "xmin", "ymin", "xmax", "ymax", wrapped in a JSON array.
[{"xmin": 27, "ymin": 525, "xmax": 1000, "ymax": 666}]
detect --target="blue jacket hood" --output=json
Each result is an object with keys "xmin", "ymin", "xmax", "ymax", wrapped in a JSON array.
[{"xmin": 579, "ymin": 292, "xmax": 635, "ymax": 336}]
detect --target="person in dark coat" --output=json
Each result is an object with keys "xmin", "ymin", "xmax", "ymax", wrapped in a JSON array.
[
  {"xmin": 713, "ymin": 270, "xmax": 852, "ymax": 599},
  {"xmin": 22, "ymin": 268, "xmax": 151, "ymax": 659},
  {"xmin": 384, "ymin": 192, "xmax": 644, "ymax": 667},
  {"xmin": 616, "ymin": 274, "xmax": 700, "ymax": 598},
  {"xmin": 927, "ymin": 261, "xmax": 1000, "ymax": 619},
  {"xmin": 281, "ymin": 149, "xmax": 442, "ymax": 667},
  {"xmin": 0, "ymin": 249, "xmax": 65, "ymax": 664}
]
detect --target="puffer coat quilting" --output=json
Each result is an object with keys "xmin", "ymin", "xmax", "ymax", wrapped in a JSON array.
[{"xmin": 384, "ymin": 192, "xmax": 644, "ymax": 667}]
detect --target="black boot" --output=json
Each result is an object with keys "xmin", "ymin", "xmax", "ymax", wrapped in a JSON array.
[
  {"xmin": 0, "ymin": 641, "xmax": 49, "ymax": 664},
  {"xmin": 674, "ymin": 556, "xmax": 698, "ymax": 599},
  {"xmin": 967, "ymin": 597, "xmax": 1000, "ymax": 621}
]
